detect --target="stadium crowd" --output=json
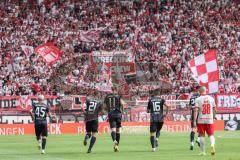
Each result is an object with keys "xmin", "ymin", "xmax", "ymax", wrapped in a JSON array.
[{"xmin": 0, "ymin": 0, "xmax": 239, "ymax": 96}]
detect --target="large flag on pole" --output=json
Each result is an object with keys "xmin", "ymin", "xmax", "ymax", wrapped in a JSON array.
[{"xmin": 188, "ymin": 50, "xmax": 220, "ymax": 93}]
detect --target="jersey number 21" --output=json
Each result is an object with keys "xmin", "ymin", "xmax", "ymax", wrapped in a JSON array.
[{"xmin": 89, "ymin": 102, "xmax": 97, "ymax": 111}]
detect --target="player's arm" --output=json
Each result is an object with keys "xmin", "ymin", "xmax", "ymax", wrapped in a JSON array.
[
  {"xmin": 103, "ymin": 96, "xmax": 109, "ymax": 113},
  {"xmin": 46, "ymin": 106, "xmax": 55, "ymax": 121},
  {"xmin": 163, "ymin": 103, "xmax": 169, "ymax": 116},
  {"xmin": 147, "ymin": 100, "xmax": 151, "ymax": 113},
  {"xmin": 29, "ymin": 108, "xmax": 35, "ymax": 121},
  {"xmin": 120, "ymin": 98, "xmax": 126, "ymax": 113},
  {"xmin": 212, "ymin": 98, "xmax": 217, "ymax": 119},
  {"xmin": 81, "ymin": 101, "xmax": 87, "ymax": 114}
]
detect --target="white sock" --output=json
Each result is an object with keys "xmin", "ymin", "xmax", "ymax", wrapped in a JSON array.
[
  {"xmin": 197, "ymin": 137, "xmax": 200, "ymax": 142},
  {"xmin": 191, "ymin": 142, "xmax": 194, "ymax": 146},
  {"xmin": 210, "ymin": 135, "xmax": 215, "ymax": 147},
  {"xmin": 199, "ymin": 137, "xmax": 205, "ymax": 152}
]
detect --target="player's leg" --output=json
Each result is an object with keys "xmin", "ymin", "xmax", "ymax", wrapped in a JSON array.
[
  {"xmin": 35, "ymin": 124, "xmax": 42, "ymax": 150},
  {"xmin": 84, "ymin": 121, "xmax": 92, "ymax": 146},
  {"xmin": 197, "ymin": 124, "xmax": 206, "ymax": 155},
  {"xmin": 150, "ymin": 122, "xmax": 157, "ymax": 152},
  {"xmin": 116, "ymin": 128, "xmax": 121, "ymax": 145},
  {"xmin": 84, "ymin": 132, "xmax": 92, "ymax": 146},
  {"xmin": 116, "ymin": 117, "xmax": 122, "ymax": 145},
  {"xmin": 155, "ymin": 122, "xmax": 164, "ymax": 147},
  {"xmin": 109, "ymin": 117, "xmax": 118, "ymax": 152},
  {"xmin": 87, "ymin": 132, "xmax": 96, "ymax": 153},
  {"xmin": 41, "ymin": 136, "xmax": 47, "ymax": 154},
  {"xmin": 87, "ymin": 120, "xmax": 98, "ymax": 153},
  {"xmin": 196, "ymin": 135, "xmax": 200, "ymax": 147},
  {"xmin": 41, "ymin": 123, "xmax": 48, "ymax": 154},
  {"xmin": 190, "ymin": 128, "xmax": 195, "ymax": 150},
  {"xmin": 109, "ymin": 117, "xmax": 117, "ymax": 142},
  {"xmin": 190, "ymin": 109, "xmax": 195, "ymax": 150},
  {"xmin": 206, "ymin": 124, "xmax": 215, "ymax": 155}
]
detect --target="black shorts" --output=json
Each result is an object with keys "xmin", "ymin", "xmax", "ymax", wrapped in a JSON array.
[
  {"xmin": 150, "ymin": 121, "xmax": 164, "ymax": 133},
  {"xmin": 109, "ymin": 116, "xmax": 122, "ymax": 129},
  {"xmin": 35, "ymin": 122, "xmax": 48, "ymax": 137},
  {"xmin": 86, "ymin": 120, "xmax": 98, "ymax": 133}
]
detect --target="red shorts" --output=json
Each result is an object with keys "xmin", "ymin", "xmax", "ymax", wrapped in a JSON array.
[{"xmin": 197, "ymin": 124, "xmax": 214, "ymax": 136}]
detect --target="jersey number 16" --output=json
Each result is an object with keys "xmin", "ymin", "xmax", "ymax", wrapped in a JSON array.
[{"xmin": 153, "ymin": 102, "xmax": 161, "ymax": 112}]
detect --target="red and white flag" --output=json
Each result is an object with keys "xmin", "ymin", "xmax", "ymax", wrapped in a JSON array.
[
  {"xmin": 21, "ymin": 45, "xmax": 34, "ymax": 57},
  {"xmin": 35, "ymin": 42, "xmax": 62, "ymax": 65},
  {"xmin": 188, "ymin": 50, "xmax": 220, "ymax": 93}
]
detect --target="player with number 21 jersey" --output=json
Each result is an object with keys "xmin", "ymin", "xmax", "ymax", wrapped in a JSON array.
[{"xmin": 83, "ymin": 96, "xmax": 103, "ymax": 153}]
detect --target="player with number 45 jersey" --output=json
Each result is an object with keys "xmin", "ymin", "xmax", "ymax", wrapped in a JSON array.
[
  {"xmin": 83, "ymin": 92, "xmax": 103, "ymax": 153},
  {"xmin": 147, "ymin": 94, "xmax": 169, "ymax": 152},
  {"xmin": 30, "ymin": 95, "xmax": 53, "ymax": 154}
]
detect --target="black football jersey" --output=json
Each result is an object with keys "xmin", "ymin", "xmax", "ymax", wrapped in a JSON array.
[
  {"xmin": 189, "ymin": 93, "xmax": 200, "ymax": 108},
  {"xmin": 32, "ymin": 102, "xmax": 49, "ymax": 123},
  {"xmin": 147, "ymin": 97, "xmax": 165, "ymax": 122},
  {"xmin": 85, "ymin": 97, "xmax": 102, "ymax": 121},
  {"xmin": 104, "ymin": 93, "xmax": 122, "ymax": 113}
]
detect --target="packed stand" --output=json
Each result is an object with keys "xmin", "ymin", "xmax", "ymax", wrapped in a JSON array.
[{"xmin": 0, "ymin": 0, "xmax": 239, "ymax": 97}]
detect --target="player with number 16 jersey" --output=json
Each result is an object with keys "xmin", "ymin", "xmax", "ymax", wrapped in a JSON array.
[{"xmin": 147, "ymin": 96, "xmax": 168, "ymax": 152}]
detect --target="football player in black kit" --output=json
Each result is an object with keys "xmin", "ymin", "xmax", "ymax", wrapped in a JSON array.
[
  {"xmin": 189, "ymin": 88, "xmax": 200, "ymax": 150},
  {"xmin": 104, "ymin": 86, "xmax": 125, "ymax": 152},
  {"xmin": 30, "ymin": 95, "xmax": 53, "ymax": 154},
  {"xmin": 83, "ymin": 91, "xmax": 103, "ymax": 153},
  {"xmin": 147, "ymin": 93, "xmax": 169, "ymax": 152}
]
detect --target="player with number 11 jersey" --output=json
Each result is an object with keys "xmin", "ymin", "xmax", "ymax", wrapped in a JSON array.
[{"xmin": 104, "ymin": 87, "xmax": 124, "ymax": 152}]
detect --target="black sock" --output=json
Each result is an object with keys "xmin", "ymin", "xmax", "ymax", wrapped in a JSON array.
[
  {"xmin": 111, "ymin": 131, "xmax": 116, "ymax": 142},
  {"xmin": 150, "ymin": 136, "xmax": 155, "ymax": 148},
  {"xmin": 88, "ymin": 136, "xmax": 96, "ymax": 151},
  {"xmin": 190, "ymin": 131, "xmax": 195, "ymax": 142},
  {"xmin": 156, "ymin": 130, "xmax": 160, "ymax": 139},
  {"xmin": 36, "ymin": 136, "xmax": 40, "ymax": 141},
  {"xmin": 42, "ymin": 139, "xmax": 46, "ymax": 150},
  {"xmin": 116, "ymin": 133, "xmax": 120, "ymax": 144}
]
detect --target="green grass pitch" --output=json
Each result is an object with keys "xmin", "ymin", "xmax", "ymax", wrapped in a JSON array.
[{"xmin": 0, "ymin": 131, "xmax": 239, "ymax": 160}]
